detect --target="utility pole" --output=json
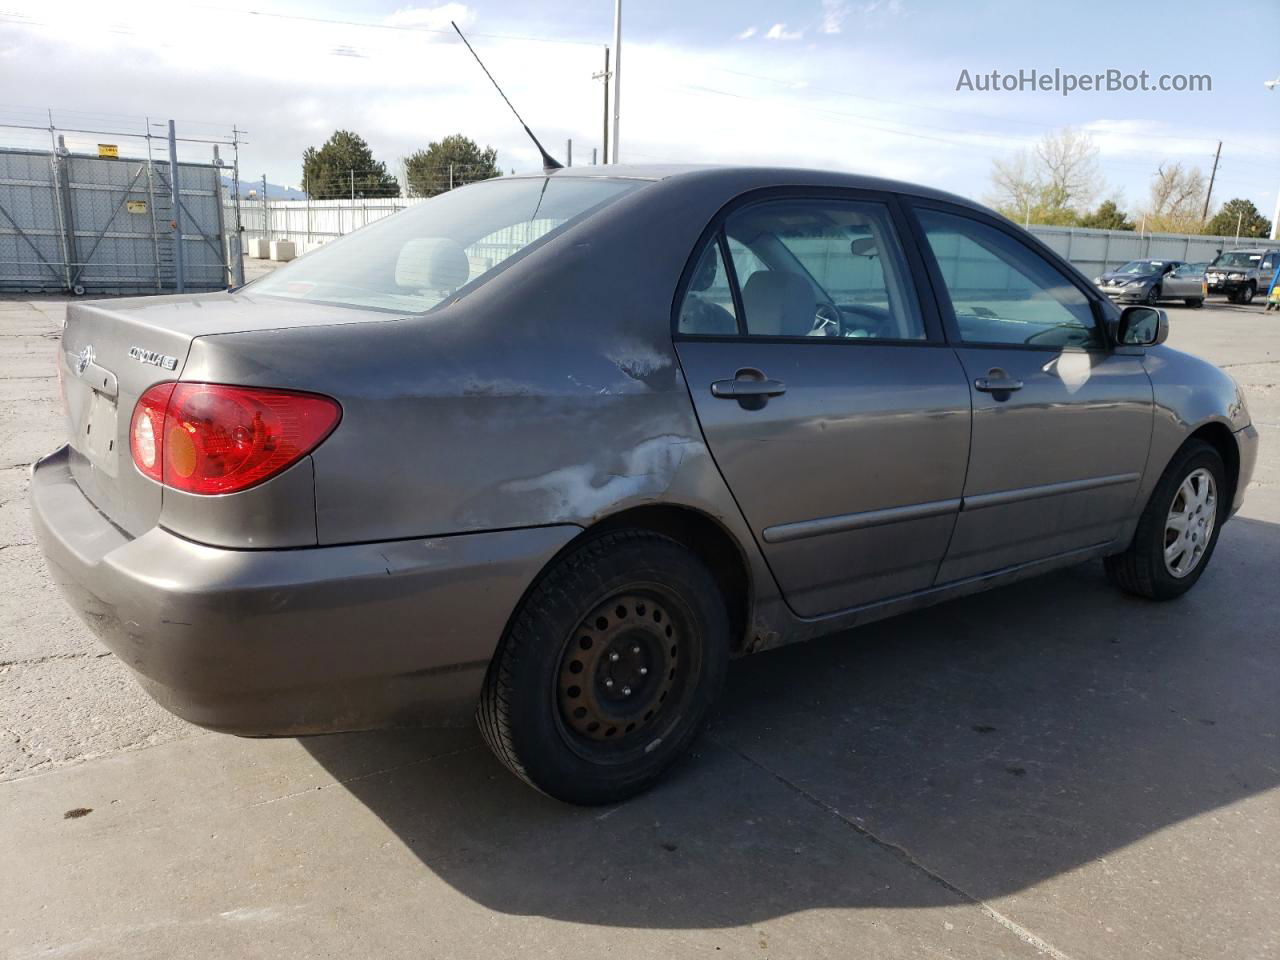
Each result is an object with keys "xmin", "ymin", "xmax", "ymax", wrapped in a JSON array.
[
  {"xmin": 566, "ymin": 139, "xmax": 572, "ymax": 167},
  {"xmin": 1268, "ymin": 78, "xmax": 1280, "ymax": 240},
  {"xmin": 261, "ymin": 174, "xmax": 268, "ymax": 243},
  {"xmin": 168, "ymin": 120, "xmax": 185, "ymax": 294},
  {"xmin": 349, "ymin": 169, "xmax": 355, "ymax": 201},
  {"xmin": 592, "ymin": 46, "xmax": 611, "ymax": 164},
  {"xmin": 1201, "ymin": 141, "xmax": 1222, "ymax": 222},
  {"xmin": 610, "ymin": 0, "xmax": 621, "ymax": 163},
  {"xmin": 592, "ymin": 147, "xmax": 598, "ymax": 165}
]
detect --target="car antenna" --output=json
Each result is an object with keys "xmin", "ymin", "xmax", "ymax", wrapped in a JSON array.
[{"xmin": 451, "ymin": 21, "xmax": 563, "ymax": 173}]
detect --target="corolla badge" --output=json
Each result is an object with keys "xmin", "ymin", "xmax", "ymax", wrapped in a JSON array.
[
  {"xmin": 128, "ymin": 346, "xmax": 179, "ymax": 370},
  {"xmin": 74, "ymin": 344, "xmax": 94, "ymax": 375}
]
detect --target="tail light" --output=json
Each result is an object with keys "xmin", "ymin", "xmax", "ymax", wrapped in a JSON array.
[{"xmin": 130, "ymin": 383, "xmax": 341, "ymax": 495}]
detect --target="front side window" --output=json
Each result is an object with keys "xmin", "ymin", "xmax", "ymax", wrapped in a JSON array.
[
  {"xmin": 917, "ymin": 207, "xmax": 1101, "ymax": 349},
  {"xmin": 250, "ymin": 177, "xmax": 644, "ymax": 313},
  {"xmin": 677, "ymin": 198, "xmax": 925, "ymax": 340}
]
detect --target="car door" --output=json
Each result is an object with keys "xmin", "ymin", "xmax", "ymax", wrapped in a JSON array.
[
  {"xmin": 1163, "ymin": 262, "xmax": 1195, "ymax": 298},
  {"xmin": 907, "ymin": 201, "xmax": 1155, "ymax": 583},
  {"xmin": 673, "ymin": 192, "xmax": 972, "ymax": 617}
]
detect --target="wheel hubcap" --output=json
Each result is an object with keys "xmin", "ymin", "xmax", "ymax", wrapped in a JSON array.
[
  {"xmin": 557, "ymin": 593, "xmax": 679, "ymax": 741},
  {"xmin": 1163, "ymin": 468, "xmax": 1216, "ymax": 578}
]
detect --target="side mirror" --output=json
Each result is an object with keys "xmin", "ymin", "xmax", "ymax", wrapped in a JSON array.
[{"xmin": 1117, "ymin": 305, "xmax": 1168, "ymax": 347}]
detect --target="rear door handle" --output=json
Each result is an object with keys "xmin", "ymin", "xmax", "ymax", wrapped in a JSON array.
[
  {"xmin": 710, "ymin": 378, "xmax": 787, "ymax": 399},
  {"xmin": 973, "ymin": 367, "xmax": 1023, "ymax": 394}
]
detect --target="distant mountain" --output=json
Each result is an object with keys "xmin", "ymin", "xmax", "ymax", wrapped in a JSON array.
[{"xmin": 221, "ymin": 175, "xmax": 306, "ymax": 200}]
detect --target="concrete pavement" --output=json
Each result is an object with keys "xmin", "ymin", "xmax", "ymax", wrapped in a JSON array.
[{"xmin": 1, "ymin": 293, "xmax": 1277, "ymax": 959}]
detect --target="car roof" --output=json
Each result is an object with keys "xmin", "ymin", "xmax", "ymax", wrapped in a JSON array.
[{"xmin": 505, "ymin": 163, "xmax": 989, "ymax": 213}]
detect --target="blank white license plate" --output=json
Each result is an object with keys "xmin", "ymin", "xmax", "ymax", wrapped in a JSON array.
[{"xmin": 82, "ymin": 389, "xmax": 119, "ymax": 475}]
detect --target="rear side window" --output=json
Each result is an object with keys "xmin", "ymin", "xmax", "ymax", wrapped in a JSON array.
[
  {"xmin": 251, "ymin": 177, "xmax": 643, "ymax": 313},
  {"xmin": 917, "ymin": 208, "xmax": 1101, "ymax": 349},
  {"xmin": 677, "ymin": 240, "xmax": 739, "ymax": 335},
  {"xmin": 678, "ymin": 197, "xmax": 925, "ymax": 340}
]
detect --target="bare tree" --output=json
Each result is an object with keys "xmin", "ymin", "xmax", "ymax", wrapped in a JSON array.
[
  {"xmin": 987, "ymin": 128, "xmax": 1104, "ymax": 225},
  {"xmin": 1034, "ymin": 127, "xmax": 1102, "ymax": 212},
  {"xmin": 1142, "ymin": 162, "xmax": 1207, "ymax": 232}
]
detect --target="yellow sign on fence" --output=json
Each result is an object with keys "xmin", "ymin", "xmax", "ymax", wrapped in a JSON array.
[
  {"xmin": 97, "ymin": 144, "xmax": 119, "ymax": 159},
  {"xmin": 126, "ymin": 200, "xmax": 147, "ymax": 214}
]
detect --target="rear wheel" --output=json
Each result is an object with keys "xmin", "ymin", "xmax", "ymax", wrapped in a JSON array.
[
  {"xmin": 477, "ymin": 530, "xmax": 729, "ymax": 805},
  {"xmin": 1104, "ymin": 440, "xmax": 1227, "ymax": 600}
]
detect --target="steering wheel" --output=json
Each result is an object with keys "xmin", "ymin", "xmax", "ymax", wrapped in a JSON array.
[{"xmin": 811, "ymin": 302, "xmax": 841, "ymax": 337}]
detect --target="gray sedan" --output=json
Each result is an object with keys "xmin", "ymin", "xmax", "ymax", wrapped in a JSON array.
[{"xmin": 31, "ymin": 166, "xmax": 1258, "ymax": 804}]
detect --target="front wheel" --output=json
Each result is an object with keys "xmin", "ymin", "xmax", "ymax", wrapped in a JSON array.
[
  {"xmin": 477, "ymin": 530, "xmax": 729, "ymax": 805},
  {"xmin": 1144, "ymin": 284, "xmax": 1161, "ymax": 305},
  {"xmin": 1240, "ymin": 283, "xmax": 1256, "ymax": 304},
  {"xmin": 1104, "ymin": 440, "xmax": 1227, "ymax": 600}
]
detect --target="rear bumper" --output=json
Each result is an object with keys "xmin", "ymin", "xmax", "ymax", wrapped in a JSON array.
[{"xmin": 30, "ymin": 445, "xmax": 579, "ymax": 735}]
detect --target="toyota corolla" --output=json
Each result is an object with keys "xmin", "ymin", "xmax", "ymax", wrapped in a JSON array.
[{"xmin": 31, "ymin": 166, "xmax": 1258, "ymax": 804}]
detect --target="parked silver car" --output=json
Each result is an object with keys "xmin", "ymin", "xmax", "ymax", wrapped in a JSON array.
[
  {"xmin": 31, "ymin": 166, "xmax": 1259, "ymax": 804},
  {"xmin": 1094, "ymin": 259, "xmax": 1205, "ymax": 307}
]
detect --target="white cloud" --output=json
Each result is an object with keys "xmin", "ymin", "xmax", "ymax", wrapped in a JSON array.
[
  {"xmin": 736, "ymin": 26, "xmax": 757, "ymax": 40},
  {"xmin": 384, "ymin": 3, "xmax": 474, "ymax": 30},
  {"xmin": 0, "ymin": 0, "xmax": 1271, "ymax": 215},
  {"xmin": 764, "ymin": 23, "xmax": 803, "ymax": 41},
  {"xmin": 821, "ymin": 1, "xmax": 849, "ymax": 34},
  {"xmin": 859, "ymin": 0, "xmax": 904, "ymax": 14}
]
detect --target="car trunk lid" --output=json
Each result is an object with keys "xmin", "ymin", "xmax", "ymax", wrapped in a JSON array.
[{"xmin": 59, "ymin": 290, "xmax": 399, "ymax": 536}]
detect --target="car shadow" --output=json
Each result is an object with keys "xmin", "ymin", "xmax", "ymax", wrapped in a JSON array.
[{"xmin": 300, "ymin": 513, "xmax": 1279, "ymax": 928}]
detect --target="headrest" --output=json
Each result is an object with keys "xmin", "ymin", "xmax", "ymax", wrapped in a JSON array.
[
  {"xmin": 395, "ymin": 238, "xmax": 470, "ymax": 292},
  {"xmin": 691, "ymin": 247, "xmax": 718, "ymax": 291},
  {"xmin": 741, "ymin": 270, "xmax": 814, "ymax": 336}
]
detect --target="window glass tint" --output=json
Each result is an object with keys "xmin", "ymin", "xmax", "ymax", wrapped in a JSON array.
[
  {"xmin": 716, "ymin": 199, "xmax": 924, "ymax": 339},
  {"xmin": 918, "ymin": 208, "xmax": 1100, "ymax": 349},
  {"xmin": 677, "ymin": 240, "xmax": 739, "ymax": 335},
  {"xmin": 251, "ymin": 177, "xmax": 643, "ymax": 313}
]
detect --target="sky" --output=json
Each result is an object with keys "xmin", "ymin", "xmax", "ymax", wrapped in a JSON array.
[{"xmin": 0, "ymin": 0, "xmax": 1277, "ymax": 217}]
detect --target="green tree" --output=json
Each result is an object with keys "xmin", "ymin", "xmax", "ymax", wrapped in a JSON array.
[
  {"xmin": 1078, "ymin": 199, "xmax": 1135, "ymax": 231},
  {"xmin": 302, "ymin": 130, "xmax": 400, "ymax": 199},
  {"xmin": 404, "ymin": 134, "xmax": 500, "ymax": 198},
  {"xmin": 1205, "ymin": 198, "xmax": 1271, "ymax": 239}
]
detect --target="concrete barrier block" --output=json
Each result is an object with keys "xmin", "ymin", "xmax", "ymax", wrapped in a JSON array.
[
  {"xmin": 246, "ymin": 238, "xmax": 270, "ymax": 259},
  {"xmin": 269, "ymin": 240, "xmax": 296, "ymax": 262}
]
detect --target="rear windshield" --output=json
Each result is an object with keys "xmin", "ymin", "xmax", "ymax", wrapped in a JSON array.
[{"xmin": 249, "ymin": 177, "xmax": 644, "ymax": 313}]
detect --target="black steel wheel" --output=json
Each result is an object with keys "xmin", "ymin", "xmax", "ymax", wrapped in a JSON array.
[{"xmin": 478, "ymin": 529, "xmax": 729, "ymax": 805}]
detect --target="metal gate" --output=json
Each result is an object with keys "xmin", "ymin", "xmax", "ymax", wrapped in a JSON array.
[{"xmin": 0, "ymin": 146, "xmax": 228, "ymax": 295}]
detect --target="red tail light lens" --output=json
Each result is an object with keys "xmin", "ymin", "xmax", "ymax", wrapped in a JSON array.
[{"xmin": 130, "ymin": 383, "xmax": 341, "ymax": 495}]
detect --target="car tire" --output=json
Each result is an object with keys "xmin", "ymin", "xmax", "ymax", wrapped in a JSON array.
[
  {"xmin": 1144, "ymin": 284, "xmax": 1161, "ymax": 305},
  {"xmin": 477, "ymin": 529, "xmax": 729, "ymax": 805},
  {"xmin": 1184, "ymin": 298, "xmax": 1203, "ymax": 308},
  {"xmin": 1104, "ymin": 440, "xmax": 1227, "ymax": 601},
  {"xmin": 1240, "ymin": 283, "xmax": 1256, "ymax": 304}
]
